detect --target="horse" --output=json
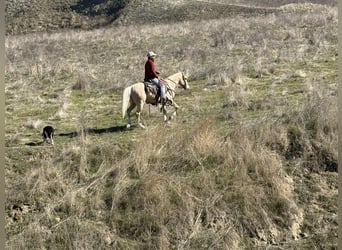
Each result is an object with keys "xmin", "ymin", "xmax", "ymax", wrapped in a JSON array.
[{"xmin": 122, "ymin": 71, "xmax": 189, "ymax": 129}]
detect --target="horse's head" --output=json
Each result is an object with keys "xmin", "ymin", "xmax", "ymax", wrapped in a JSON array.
[
  {"xmin": 180, "ymin": 72, "xmax": 189, "ymax": 90},
  {"xmin": 165, "ymin": 71, "xmax": 189, "ymax": 90}
]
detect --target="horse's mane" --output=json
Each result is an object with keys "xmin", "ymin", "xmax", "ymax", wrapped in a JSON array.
[{"xmin": 166, "ymin": 71, "xmax": 182, "ymax": 80}]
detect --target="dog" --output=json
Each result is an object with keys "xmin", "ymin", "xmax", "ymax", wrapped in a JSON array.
[{"xmin": 42, "ymin": 126, "xmax": 55, "ymax": 145}]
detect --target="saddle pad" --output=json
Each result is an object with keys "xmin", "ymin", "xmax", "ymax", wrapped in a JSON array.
[{"xmin": 144, "ymin": 82, "xmax": 158, "ymax": 95}]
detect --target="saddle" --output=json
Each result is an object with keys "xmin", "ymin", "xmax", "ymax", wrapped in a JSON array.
[{"xmin": 144, "ymin": 81, "xmax": 162, "ymax": 105}]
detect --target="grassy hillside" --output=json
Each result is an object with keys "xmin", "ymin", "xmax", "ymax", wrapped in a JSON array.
[
  {"xmin": 5, "ymin": 1, "xmax": 337, "ymax": 249},
  {"xmin": 5, "ymin": 0, "xmax": 129, "ymax": 34},
  {"xmin": 5, "ymin": 0, "xmax": 337, "ymax": 34}
]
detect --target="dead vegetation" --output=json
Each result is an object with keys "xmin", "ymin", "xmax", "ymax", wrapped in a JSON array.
[{"xmin": 5, "ymin": 1, "xmax": 337, "ymax": 249}]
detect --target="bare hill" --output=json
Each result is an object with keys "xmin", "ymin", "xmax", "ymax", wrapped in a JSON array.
[
  {"xmin": 5, "ymin": 0, "xmax": 337, "ymax": 34},
  {"xmin": 5, "ymin": 0, "xmax": 129, "ymax": 34}
]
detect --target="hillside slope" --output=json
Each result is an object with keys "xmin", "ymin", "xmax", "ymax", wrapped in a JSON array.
[
  {"xmin": 5, "ymin": 0, "xmax": 129, "ymax": 34},
  {"xmin": 5, "ymin": 0, "xmax": 337, "ymax": 34}
]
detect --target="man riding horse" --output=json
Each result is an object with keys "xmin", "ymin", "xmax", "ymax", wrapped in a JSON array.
[
  {"xmin": 144, "ymin": 51, "xmax": 167, "ymax": 105},
  {"xmin": 122, "ymin": 70, "xmax": 189, "ymax": 128}
]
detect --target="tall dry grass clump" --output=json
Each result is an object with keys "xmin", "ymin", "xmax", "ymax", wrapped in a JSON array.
[
  {"xmin": 5, "ymin": 119, "xmax": 304, "ymax": 249},
  {"xmin": 96, "ymin": 121, "xmax": 302, "ymax": 248},
  {"xmin": 282, "ymin": 83, "xmax": 338, "ymax": 172}
]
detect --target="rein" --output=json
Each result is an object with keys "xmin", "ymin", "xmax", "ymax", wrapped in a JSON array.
[{"xmin": 161, "ymin": 77, "xmax": 177, "ymax": 92}]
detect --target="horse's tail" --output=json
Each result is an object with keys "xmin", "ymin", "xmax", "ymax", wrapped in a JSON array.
[{"xmin": 122, "ymin": 86, "xmax": 132, "ymax": 119}]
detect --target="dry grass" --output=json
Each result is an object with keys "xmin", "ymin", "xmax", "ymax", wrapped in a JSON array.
[
  {"xmin": 7, "ymin": 93, "xmax": 337, "ymax": 248},
  {"xmin": 5, "ymin": 2, "xmax": 337, "ymax": 249}
]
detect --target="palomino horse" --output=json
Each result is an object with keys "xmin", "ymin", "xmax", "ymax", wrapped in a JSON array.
[{"xmin": 122, "ymin": 71, "xmax": 189, "ymax": 128}]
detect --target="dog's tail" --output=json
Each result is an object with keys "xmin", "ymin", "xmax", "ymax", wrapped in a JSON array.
[{"xmin": 122, "ymin": 86, "xmax": 132, "ymax": 119}]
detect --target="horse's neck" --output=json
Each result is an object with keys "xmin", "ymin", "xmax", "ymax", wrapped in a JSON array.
[
  {"xmin": 166, "ymin": 73, "xmax": 181, "ymax": 89},
  {"xmin": 166, "ymin": 80, "xmax": 176, "ymax": 90}
]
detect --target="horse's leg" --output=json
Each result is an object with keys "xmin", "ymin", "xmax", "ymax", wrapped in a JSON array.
[
  {"xmin": 162, "ymin": 105, "xmax": 168, "ymax": 123},
  {"xmin": 169, "ymin": 102, "xmax": 180, "ymax": 120},
  {"xmin": 126, "ymin": 103, "xmax": 136, "ymax": 128},
  {"xmin": 136, "ymin": 101, "xmax": 146, "ymax": 129}
]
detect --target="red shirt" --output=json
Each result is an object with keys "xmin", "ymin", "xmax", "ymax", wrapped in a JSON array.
[{"xmin": 144, "ymin": 58, "xmax": 159, "ymax": 80}]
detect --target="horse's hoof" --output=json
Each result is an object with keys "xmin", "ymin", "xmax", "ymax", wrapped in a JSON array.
[{"xmin": 138, "ymin": 123, "xmax": 146, "ymax": 129}]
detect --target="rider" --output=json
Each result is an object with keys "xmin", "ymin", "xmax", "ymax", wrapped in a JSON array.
[{"xmin": 144, "ymin": 51, "xmax": 166, "ymax": 104}]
